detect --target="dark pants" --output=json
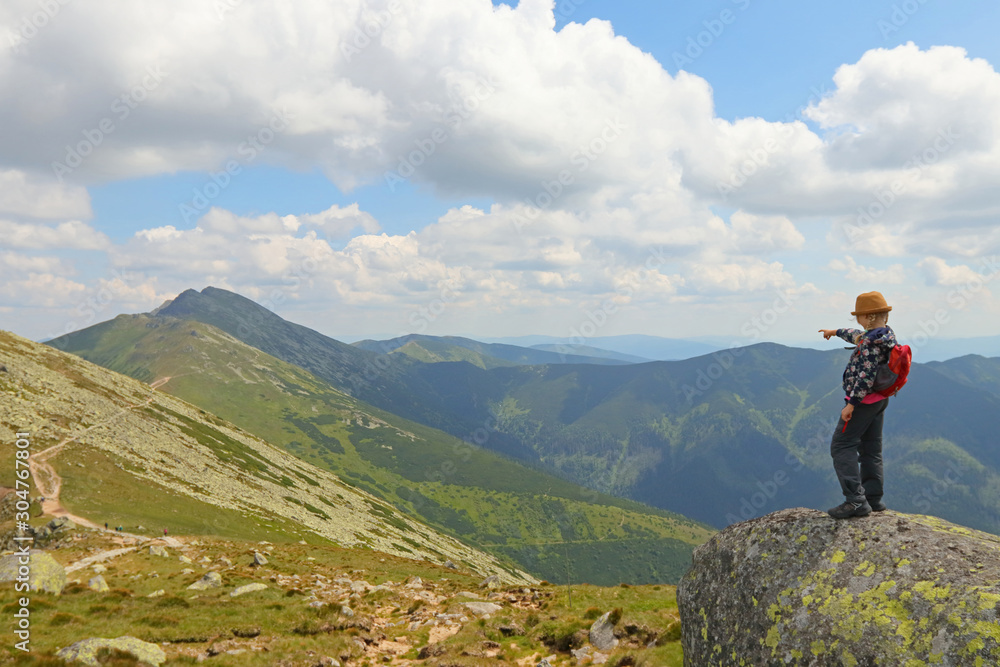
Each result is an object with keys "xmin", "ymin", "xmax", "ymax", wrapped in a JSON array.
[{"xmin": 830, "ymin": 399, "xmax": 888, "ymax": 504}]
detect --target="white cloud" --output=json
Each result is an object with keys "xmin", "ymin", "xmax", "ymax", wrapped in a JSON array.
[
  {"xmin": 827, "ymin": 256, "xmax": 906, "ymax": 284},
  {"xmin": 918, "ymin": 257, "xmax": 986, "ymax": 287},
  {"xmin": 0, "ymin": 170, "xmax": 91, "ymax": 220},
  {"xmin": 0, "ymin": 219, "xmax": 109, "ymax": 250}
]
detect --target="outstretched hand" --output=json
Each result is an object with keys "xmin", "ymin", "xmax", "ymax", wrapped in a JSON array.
[{"xmin": 819, "ymin": 329, "xmax": 837, "ymax": 340}]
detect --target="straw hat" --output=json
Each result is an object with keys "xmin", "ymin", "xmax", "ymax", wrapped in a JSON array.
[{"xmin": 851, "ymin": 291, "xmax": 893, "ymax": 316}]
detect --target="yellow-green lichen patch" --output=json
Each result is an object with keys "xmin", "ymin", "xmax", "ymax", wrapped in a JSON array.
[
  {"xmin": 854, "ymin": 560, "xmax": 877, "ymax": 577},
  {"xmin": 831, "ymin": 550, "xmax": 846, "ymax": 564}
]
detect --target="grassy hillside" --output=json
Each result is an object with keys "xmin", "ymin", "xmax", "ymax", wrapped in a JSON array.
[
  {"xmin": 49, "ymin": 316, "xmax": 714, "ymax": 586},
  {"xmin": 0, "ymin": 330, "xmax": 526, "ymax": 581}
]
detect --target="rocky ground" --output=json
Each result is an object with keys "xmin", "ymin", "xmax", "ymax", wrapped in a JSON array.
[{"xmin": 0, "ymin": 521, "xmax": 685, "ymax": 666}]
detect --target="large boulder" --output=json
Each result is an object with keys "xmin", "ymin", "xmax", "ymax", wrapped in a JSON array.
[
  {"xmin": 678, "ymin": 508, "xmax": 1000, "ymax": 666},
  {"xmin": 56, "ymin": 636, "xmax": 166, "ymax": 666},
  {"xmin": 0, "ymin": 550, "xmax": 66, "ymax": 594}
]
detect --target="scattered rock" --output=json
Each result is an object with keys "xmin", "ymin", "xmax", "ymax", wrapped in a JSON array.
[
  {"xmin": 537, "ymin": 658, "xmax": 555, "ymax": 667},
  {"xmin": 591, "ymin": 652, "xmax": 609, "ymax": 665},
  {"xmin": 443, "ymin": 560, "xmax": 458, "ymax": 570},
  {"xmin": 479, "ymin": 575, "xmax": 502, "ymax": 590},
  {"xmin": 230, "ymin": 583, "xmax": 267, "ymax": 597},
  {"xmin": 404, "ymin": 576, "xmax": 423, "ymax": 589},
  {"xmin": 147, "ymin": 590, "xmax": 165, "ymax": 598},
  {"xmin": 87, "ymin": 575, "xmax": 109, "ymax": 593},
  {"xmin": 340, "ymin": 605, "xmax": 354, "ymax": 617},
  {"xmin": 462, "ymin": 601, "xmax": 502, "ymax": 616},
  {"xmin": 187, "ymin": 571, "xmax": 222, "ymax": 591},
  {"xmin": 199, "ymin": 556, "xmax": 212, "ymax": 564},
  {"xmin": 148, "ymin": 545, "xmax": 169, "ymax": 557},
  {"xmin": 179, "ymin": 555, "xmax": 192, "ymax": 564},
  {"xmin": 251, "ymin": 551, "xmax": 268, "ymax": 566},
  {"xmin": 308, "ymin": 600, "xmax": 327, "ymax": 609},
  {"xmin": 91, "ymin": 564, "xmax": 107, "ymax": 574},
  {"xmin": 350, "ymin": 580, "xmax": 370, "ymax": 594},
  {"xmin": 219, "ymin": 556, "xmax": 233, "ymax": 567},
  {"xmin": 679, "ymin": 507, "xmax": 1000, "ymax": 666},
  {"xmin": 49, "ymin": 516, "xmax": 76, "ymax": 532},
  {"xmin": 589, "ymin": 612, "xmax": 619, "ymax": 652},
  {"xmin": 56, "ymin": 636, "xmax": 166, "ymax": 666},
  {"xmin": 417, "ymin": 644, "xmax": 447, "ymax": 659},
  {"xmin": 454, "ymin": 590, "xmax": 481, "ymax": 599},
  {"xmin": 231, "ymin": 626, "xmax": 261, "ymax": 638},
  {"xmin": 181, "ymin": 568, "xmax": 195, "ymax": 575},
  {"xmin": 499, "ymin": 623, "xmax": 525, "ymax": 637},
  {"xmin": 571, "ymin": 646, "xmax": 592, "ymax": 661},
  {"xmin": 0, "ymin": 549, "xmax": 66, "ymax": 594}
]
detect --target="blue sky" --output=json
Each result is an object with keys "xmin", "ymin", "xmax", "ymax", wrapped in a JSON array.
[{"xmin": 2, "ymin": 0, "xmax": 999, "ymax": 349}]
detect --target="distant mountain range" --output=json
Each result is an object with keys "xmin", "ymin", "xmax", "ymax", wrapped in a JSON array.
[
  {"xmin": 48, "ymin": 290, "xmax": 714, "ymax": 585},
  {"xmin": 50, "ymin": 287, "xmax": 1000, "ymax": 544}
]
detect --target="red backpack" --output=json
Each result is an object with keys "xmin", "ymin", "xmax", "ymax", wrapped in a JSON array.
[{"xmin": 872, "ymin": 344, "xmax": 912, "ymax": 397}]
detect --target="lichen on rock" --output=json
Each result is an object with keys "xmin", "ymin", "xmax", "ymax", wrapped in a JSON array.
[{"xmin": 678, "ymin": 507, "xmax": 1000, "ymax": 666}]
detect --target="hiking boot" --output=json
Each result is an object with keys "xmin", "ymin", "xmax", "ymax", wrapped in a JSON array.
[
  {"xmin": 867, "ymin": 498, "xmax": 887, "ymax": 512},
  {"xmin": 828, "ymin": 500, "xmax": 872, "ymax": 519}
]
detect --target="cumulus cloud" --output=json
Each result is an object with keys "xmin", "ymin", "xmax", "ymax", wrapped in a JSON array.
[
  {"xmin": 0, "ymin": 169, "xmax": 91, "ymax": 220},
  {"xmin": 827, "ymin": 256, "xmax": 906, "ymax": 284},
  {"xmin": 918, "ymin": 257, "xmax": 988, "ymax": 287},
  {"xmin": 0, "ymin": 219, "xmax": 109, "ymax": 250},
  {"xmin": 3, "ymin": 1, "xmax": 999, "ymax": 339}
]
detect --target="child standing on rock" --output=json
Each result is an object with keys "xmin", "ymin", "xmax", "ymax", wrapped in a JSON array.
[{"xmin": 819, "ymin": 292, "xmax": 897, "ymax": 519}]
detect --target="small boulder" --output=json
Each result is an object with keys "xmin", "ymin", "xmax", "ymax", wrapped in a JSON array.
[
  {"xmin": 148, "ymin": 545, "xmax": 169, "ymax": 558},
  {"xmin": 91, "ymin": 564, "xmax": 107, "ymax": 574},
  {"xmin": 147, "ymin": 590, "xmax": 165, "ymax": 598},
  {"xmin": 56, "ymin": 636, "xmax": 165, "ymax": 666},
  {"xmin": 340, "ymin": 605, "xmax": 354, "ymax": 617},
  {"xmin": 88, "ymin": 575, "xmax": 109, "ymax": 593},
  {"xmin": 0, "ymin": 550, "xmax": 66, "ymax": 594},
  {"xmin": 187, "ymin": 571, "xmax": 222, "ymax": 591},
  {"xmin": 179, "ymin": 555, "xmax": 192, "ymax": 564},
  {"xmin": 230, "ymin": 583, "xmax": 268, "ymax": 598},
  {"xmin": 589, "ymin": 612, "xmax": 619, "ymax": 652},
  {"xmin": 251, "ymin": 551, "xmax": 268, "ymax": 566},
  {"xmin": 443, "ymin": 560, "xmax": 458, "ymax": 569},
  {"xmin": 462, "ymin": 601, "xmax": 502, "ymax": 616}
]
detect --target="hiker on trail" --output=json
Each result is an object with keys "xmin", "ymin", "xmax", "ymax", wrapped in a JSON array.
[
  {"xmin": 819, "ymin": 291, "xmax": 897, "ymax": 519},
  {"xmin": 105, "ymin": 522, "xmax": 108, "ymax": 530},
  {"xmin": 163, "ymin": 528, "xmax": 168, "ymax": 536}
]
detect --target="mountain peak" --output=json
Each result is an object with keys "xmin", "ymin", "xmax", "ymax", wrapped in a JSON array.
[{"xmin": 679, "ymin": 507, "xmax": 1000, "ymax": 665}]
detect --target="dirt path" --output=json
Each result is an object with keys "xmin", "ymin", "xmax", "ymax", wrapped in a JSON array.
[{"xmin": 27, "ymin": 378, "xmax": 183, "ymax": 541}]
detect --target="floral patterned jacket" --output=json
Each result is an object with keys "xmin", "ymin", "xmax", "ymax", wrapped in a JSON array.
[{"xmin": 836, "ymin": 326, "xmax": 897, "ymax": 406}]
